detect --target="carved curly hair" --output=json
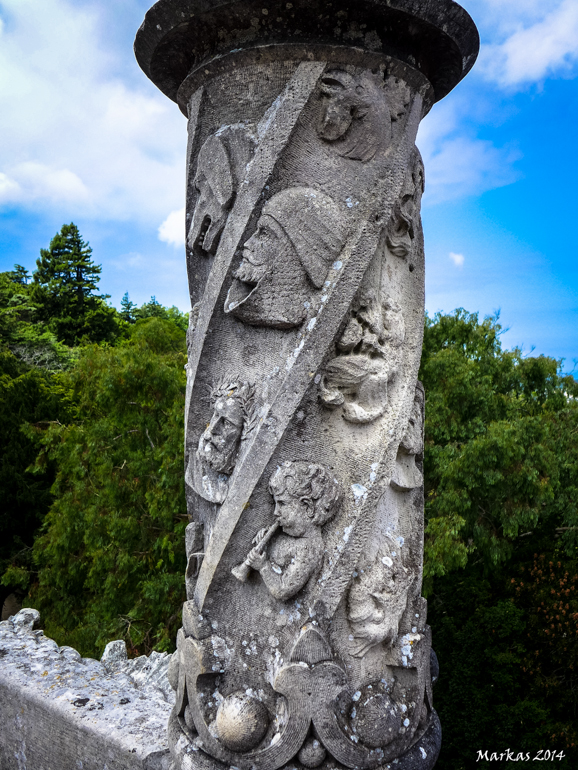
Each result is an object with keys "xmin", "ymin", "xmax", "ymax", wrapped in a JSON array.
[{"xmin": 269, "ymin": 461, "xmax": 343, "ymax": 527}]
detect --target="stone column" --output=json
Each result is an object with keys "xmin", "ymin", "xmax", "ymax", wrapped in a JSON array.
[{"xmin": 135, "ymin": 3, "xmax": 478, "ymax": 769}]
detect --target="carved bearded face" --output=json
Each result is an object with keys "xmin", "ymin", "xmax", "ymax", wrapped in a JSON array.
[
  {"xmin": 234, "ymin": 215, "xmax": 277, "ymax": 285},
  {"xmin": 226, "ymin": 214, "xmax": 310, "ymax": 329},
  {"xmin": 225, "ymin": 187, "xmax": 346, "ymax": 328},
  {"xmin": 199, "ymin": 396, "xmax": 244, "ymax": 474}
]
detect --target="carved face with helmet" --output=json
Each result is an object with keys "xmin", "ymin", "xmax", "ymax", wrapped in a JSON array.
[
  {"xmin": 187, "ymin": 126, "xmax": 256, "ymax": 255},
  {"xmin": 224, "ymin": 187, "xmax": 347, "ymax": 329}
]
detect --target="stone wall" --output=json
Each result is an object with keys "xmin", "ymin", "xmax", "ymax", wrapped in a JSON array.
[{"xmin": 0, "ymin": 609, "xmax": 172, "ymax": 770}]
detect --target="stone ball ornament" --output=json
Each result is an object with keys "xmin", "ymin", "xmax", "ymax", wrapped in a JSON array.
[
  {"xmin": 134, "ymin": 1, "xmax": 478, "ymax": 769},
  {"xmin": 352, "ymin": 692, "xmax": 403, "ymax": 749},
  {"xmin": 298, "ymin": 736, "xmax": 328, "ymax": 768},
  {"xmin": 215, "ymin": 692, "xmax": 270, "ymax": 752}
]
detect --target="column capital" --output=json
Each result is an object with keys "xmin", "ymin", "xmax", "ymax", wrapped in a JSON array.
[{"xmin": 135, "ymin": 0, "xmax": 479, "ymax": 114}]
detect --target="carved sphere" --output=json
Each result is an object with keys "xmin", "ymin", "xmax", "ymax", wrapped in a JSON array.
[
  {"xmin": 352, "ymin": 693, "xmax": 402, "ymax": 749},
  {"xmin": 215, "ymin": 692, "xmax": 269, "ymax": 752},
  {"xmin": 298, "ymin": 737, "xmax": 327, "ymax": 768}
]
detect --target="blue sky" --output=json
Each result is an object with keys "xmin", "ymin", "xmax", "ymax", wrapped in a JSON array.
[{"xmin": 0, "ymin": 0, "xmax": 576, "ymax": 369}]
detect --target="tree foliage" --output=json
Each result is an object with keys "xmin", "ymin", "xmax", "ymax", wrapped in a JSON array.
[
  {"xmin": 0, "ymin": 223, "xmax": 188, "ymax": 627},
  {"xmin": 27, "ymin": 318, "xmax": 188, "ymax": 656},
  {"xmin": 420, "ymin": 310, "xmax": 578, "ymax": 768},
  {"xmin": 0, "ymin": 270, "xmax": 75, "ymax": 611},
  {"xmin": 420, "ymin": 309, "xmax": 578, "ymax": 589},
  {"xmin": 122, "ymin": 292, "xmax": 189, "ymax": 331},
  {"xmin": 430, "ymin": 550, "xmax": 578, "ymax": 768},
  {"xmin": 31, "ymin": 223, "xmax": 121, "ymax": 345}
]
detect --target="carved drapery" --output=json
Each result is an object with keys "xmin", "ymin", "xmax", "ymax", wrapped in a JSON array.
[{"xmin": 135, "ymin": 3, "xmax": 479, "ymax": 769}]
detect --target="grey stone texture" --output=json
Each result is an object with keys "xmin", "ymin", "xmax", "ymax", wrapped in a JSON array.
[
  {"xmin": 0, "ymin": 609, "xmax": 173, "ymax": 770},
  {"xmin": 134, "ymin": 3, "xmax": 479, "ymax": 770}
]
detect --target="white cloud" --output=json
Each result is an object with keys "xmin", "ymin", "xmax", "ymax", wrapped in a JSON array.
[
  {"xmin": 158, "ymin": 207, "xmax": 186, "ymax": 247},
  {"xmin": 461, "ymin": 0, "xmax": 554, "ymax": 37},
  {"xmin": 0, "ymin": 0, "xmax": 186, "ymax": 221},
  {"xmin": 0, "ymin": 172, "xmax": 21, "ymax": 203},
  {"xmin": 417, "ymin": 99, "xmax": 521, "ymax": 204},
  {"xmin": 474, "ymin": 0, "xmax": 578, "ymax": 86},
  {"xmin": 449, "ymin": 252, "xmax": 465, "ymax": 267},
  {"xmin": 422, "ymin": 136, "xmax": 520, "ymax": 203},
  {"xmin": 0, "ymin": 162, "xmax": 90, "ymax": 205}
]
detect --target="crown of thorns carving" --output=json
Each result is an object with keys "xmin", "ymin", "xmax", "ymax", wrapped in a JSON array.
[{"xmin": 209, "ymin": 378, "xmax": 257, "ymax": 433}]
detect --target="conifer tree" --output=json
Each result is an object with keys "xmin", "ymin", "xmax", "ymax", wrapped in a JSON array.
[
  {"xmin": 120, "ymin": 292, "xmax": 137, "ymax": 323},
  {"xmin": 7, "ymin": 264, "xmax": 30, "ymax": 285},
  {"xmin": 32, "ymin": 223, "xmax": 121, "ymax": 345}
]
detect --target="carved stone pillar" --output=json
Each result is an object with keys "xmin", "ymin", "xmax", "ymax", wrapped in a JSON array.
[{"xmin": 135, "ymin": 3, "xmax": 478, "ymax": 769}]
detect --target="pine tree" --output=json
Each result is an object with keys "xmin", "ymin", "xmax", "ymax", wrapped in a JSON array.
[
  {"xmin": 32, "ymin": 224, "xmax": 121, "ymax": 345},
  {"xmin": 120, "ymin": 292, "xmax": 137, "ymax": 323},
  {"xmin": 7, "ymin": 265, "xmax": 30, "ymax": 285}
]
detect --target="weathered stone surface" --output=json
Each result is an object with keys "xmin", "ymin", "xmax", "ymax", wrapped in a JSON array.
[
  {"xmin": 134, "ymin": 0, "xmax": 479, "ymax": 112},
  {"xmin": 0, "ymin": 609, "xmax": 173, "ymax": 770},
  {"xmin": 134, "ymin": 3, "xmax": 478, "ymax": 769}
]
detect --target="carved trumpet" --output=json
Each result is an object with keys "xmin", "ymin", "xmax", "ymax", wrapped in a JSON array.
[{"xmin": 231, "ymin": 521, "xmax": 279, "ymax": 582}]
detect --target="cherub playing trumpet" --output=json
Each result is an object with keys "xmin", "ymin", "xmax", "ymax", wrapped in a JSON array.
[{"xmin": 232, "ymin": 461, "xmax": 343, "ymax": 601}]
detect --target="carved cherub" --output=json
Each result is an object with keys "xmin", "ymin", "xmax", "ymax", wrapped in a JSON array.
[
  {"xmin": 246, "ymin": 461, "xmax": 343, "ymax": 601},
  {"xmin": 185, "ymin": 379, "xmax": 256, "ymax": 504},
  {"xmin": 224, "ymin": 187, "xmax": 347, "ymax": 329},
  {"xmin": 348, "ymin": 534, "xmax": 414, "ymax": 658}
]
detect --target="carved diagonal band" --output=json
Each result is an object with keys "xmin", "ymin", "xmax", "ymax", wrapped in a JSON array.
[{"xmin": 135, "ymin": 3, "xmax": 479, "ymax": 768}]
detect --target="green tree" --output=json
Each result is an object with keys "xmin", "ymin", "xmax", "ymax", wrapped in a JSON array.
[
  {"xmin": 0, "ymin": 349, "xmax": 72, "ymax": 611},
  {"xmin": 429, "ymin": 549, "xmax": 578, "ymax": 768},
  {"xmin": 0, "ymin": 269, "xmax": 74, "ymax": 371},
  {"xmin": 420, "ymin": 309, "xmax": 578, "ymax": 588},
  {"xmin": 420, "ymin": 310, "xmax": 578, "ymax": 769},
  {"xmin": 134, "ymin": 295, "xmax": 189, "ymax": 332},
  {"xmin": 6, "ymin": 264, "xmax": 30, "ymax": 285},
  {"xmin": 120, "ymin": 292, "xmax": 137, "ymax": 323},
  {"xmin": 32, "ymin": 224, "xmax": 121, "ymax": 345},
  {"xmin": 0, "ymin": 268, "xmax": 76, "ymax": 610},
  {"xmin": 28, "ymin": 317, "xmax": 188, "ymax": 655}
]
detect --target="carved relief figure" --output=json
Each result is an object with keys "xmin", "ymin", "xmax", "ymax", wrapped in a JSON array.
[
  {"xmin": 386, "ymin": 150, "xmax": 425, "ymax": 259},
  {"xmin": 185, "ymin": 379, "xmax": 256, "ymax": 504},
  {"xmin": 390, "ymin": 382, "xmax": 424, "ymax": 491},
  {"xmin": 317, "ymin": 70, "xmax": 392, "ymax": 162},
  {"xmin": 225, "ymin": 187, "xmax": 347, "ymax": 328},
  {"xmin": 348, "ymin": 533, "xmax": 414, "ymax": 658},
  {"xmin": 188, "ymin": 125, "xmax": 256, "ymax": 255},
  {"xmin": 242, "ymin": 461, "xmax": 343, "ymax": 600},
  {"xmin": 319, "ymin": 288, "xmax": 405, "ymax": 423}
]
